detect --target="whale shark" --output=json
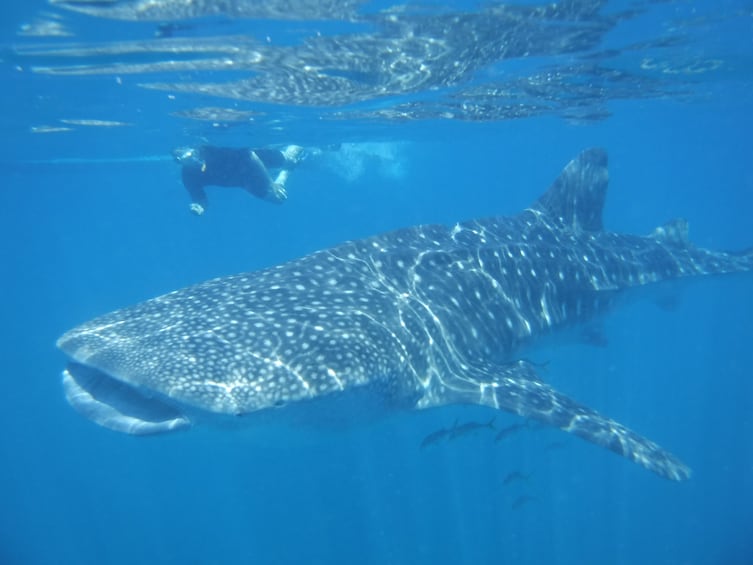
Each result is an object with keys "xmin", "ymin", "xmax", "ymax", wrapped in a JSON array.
[{"xmin": 57, "ymin": 148, "xmax": 753, "ymax": 480}]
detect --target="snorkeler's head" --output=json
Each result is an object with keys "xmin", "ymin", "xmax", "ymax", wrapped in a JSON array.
[{"xmin": 172, "ymin": 147, "xmax": 197, "ymax": 164}]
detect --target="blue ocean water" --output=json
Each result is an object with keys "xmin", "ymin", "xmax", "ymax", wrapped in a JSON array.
[{"xmin": 1, "ymin": 1, "xmax": 752, "ymax": 564}]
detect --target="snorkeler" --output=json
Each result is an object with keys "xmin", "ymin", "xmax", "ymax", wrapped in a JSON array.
[{"xmin": 173, "ymin": 144, "xmax": 305, "ymax": 215}]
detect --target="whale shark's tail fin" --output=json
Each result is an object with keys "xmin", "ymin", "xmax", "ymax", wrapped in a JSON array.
[
  {"xmin": 532, "ymin": 147, "xmax": 609, "ymax": 232},
  {"xmin": 650, "ymin": 220, "xmax": 753, "ymax": 278},
  {"xmin": 419, "ymin": 360, "xmax": 691, "ymax": 481},
  {"xmin": 742, "ymin": 246, "xmax": 753, "ymax": 266}
]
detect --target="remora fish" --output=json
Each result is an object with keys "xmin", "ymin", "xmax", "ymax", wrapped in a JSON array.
[
  {"xmin": 448, "ymin": 417, "xmax": 496, "ymax": 440},
  {"xmin": 502, "ymin": 471, "xmax": 532, "ymax": 486},
  {"xmin": 494, "ymin": 422, "xmax": 528, "ymax": 443},
  {"xmin": 511, "ymin": 495, "xmax": 537, "ymax": 510},
  {"xmin": 57, "ymin": 148, "xmax": 753, "ymax": 480}
]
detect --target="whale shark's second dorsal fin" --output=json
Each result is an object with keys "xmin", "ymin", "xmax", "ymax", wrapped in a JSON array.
[
  {"xmin": 650, "ymin": 218, "xmax": 690, "ymax": 245},
  {"xmin": 533, "ymin": 147, "xmax": 609, "ymax": 232}
]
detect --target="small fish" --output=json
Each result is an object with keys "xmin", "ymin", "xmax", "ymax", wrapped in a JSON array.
[
  {"xmin": 420, "ymin": 427, "xmax": 451, "ymax": 449},
  {"xmin": 448, "ymin": 417, "xmax": 496, "ymax": 440},
  {"xmin": 155, "ymin": 22, "xmax": 195, "ymax": 38},
  {"xmin": 502, "ymin": 471, "xmax": 532, "ymax": 486},
  {"xmin": 579, "ymin": 326, "xmax": 609, "ymax": 347},
  {"xmin": 511, "ymin": 495, "xmax": 537, "ymax": 510},
  {"xmin": 494, "ymin": 422, "xmax": 528, "ymax": 442}
]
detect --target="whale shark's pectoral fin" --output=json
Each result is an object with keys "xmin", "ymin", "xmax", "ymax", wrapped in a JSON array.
[
  {"xmin": 420, "ymin": 360, "xmax": 691, "ymax": 481},
  {"xmin": 62, "ymin": 363, "xmax": 190, "ymax": 435}
]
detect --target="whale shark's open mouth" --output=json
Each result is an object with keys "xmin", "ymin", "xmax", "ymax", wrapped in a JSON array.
[{"xmin": 62, "ymin": 362, "xmax": 190, "ymax": 435}]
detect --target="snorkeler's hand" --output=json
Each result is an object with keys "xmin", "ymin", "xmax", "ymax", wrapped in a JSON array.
[
  {"xmin": 268, "ymin": 183, "xmax": 288, "ymax": 203},
  {"xmin": 189, "ymin": 203, "xmax": 205, "ymax": 216}
]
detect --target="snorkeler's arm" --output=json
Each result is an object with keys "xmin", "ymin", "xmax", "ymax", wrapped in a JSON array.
[
  {"xmin": 247, "ymin": 150, "xmax": 288, "ymax": 204},
  {"xmin": 242, "ymin": 150, "xmax": 276, "ymax": 199},
  {"xmin": 251, "ymin": 148, "xmax": 287, "ymax": 169},
  {"xmin": 182, "ymin": 168, "xmax": 208, "ymax": 213}
]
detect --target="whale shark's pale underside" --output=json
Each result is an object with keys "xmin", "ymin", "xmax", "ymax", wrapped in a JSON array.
[{"xmin": 57, "ymin": 149, "xmax": 753, "ymax": 480}]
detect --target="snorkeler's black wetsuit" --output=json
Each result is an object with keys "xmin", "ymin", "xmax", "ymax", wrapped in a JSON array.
[{"xmin": 179, "ymin": 145, "xmax": 289, "ymax": 210}]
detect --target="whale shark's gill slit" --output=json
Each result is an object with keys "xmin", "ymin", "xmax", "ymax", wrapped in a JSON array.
[{"xmin": 56, "ymin": 148, "xmax": 753, "ymax": 479}]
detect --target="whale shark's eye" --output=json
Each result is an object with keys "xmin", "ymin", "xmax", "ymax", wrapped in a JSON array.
[{"xmin": 273, "ymin": 400, "xmax": 287, "ymax": 408}]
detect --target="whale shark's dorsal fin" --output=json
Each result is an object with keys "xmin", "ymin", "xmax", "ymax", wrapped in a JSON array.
[{"xmin": 533, "ymin": 147, "xmax": 609, "ymax": 232}]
